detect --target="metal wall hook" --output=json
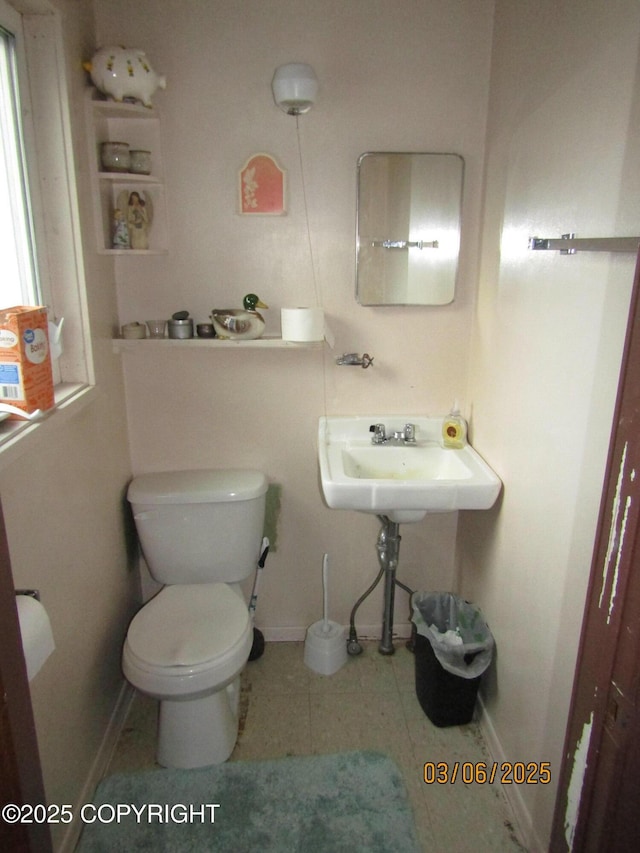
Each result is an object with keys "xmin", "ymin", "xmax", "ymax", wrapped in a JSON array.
[{"xmin": 335, "ymin": 352, "xmax": 374, "ymax": 368}]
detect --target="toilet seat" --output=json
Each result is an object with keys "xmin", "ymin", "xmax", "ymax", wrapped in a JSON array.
[
  {"xmin": 127, "ymin": 583, "xmax": 249, "ymax": 670},
  {"xmin": 123, "ymin": 583, "xmax": 252, "ymax": 699}
]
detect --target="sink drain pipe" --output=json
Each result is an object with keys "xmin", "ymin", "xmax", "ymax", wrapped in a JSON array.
[{"xmin": 347, "ymin": 516, "xmax": 414, "ymax": 656}]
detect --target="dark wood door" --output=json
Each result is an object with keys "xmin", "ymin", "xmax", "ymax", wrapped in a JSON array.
[
  {"xmin": 551, "ymin": 249, "xmax": 640, "ymax": 851},
  {"xmin": 0, "ymin": 503, "xmax": 51, "ymax": 852}
]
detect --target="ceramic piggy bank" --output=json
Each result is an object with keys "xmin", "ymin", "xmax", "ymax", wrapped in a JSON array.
[{"xmin": 84, "ymin": 47, "xmax": 166, "ymax": 107}]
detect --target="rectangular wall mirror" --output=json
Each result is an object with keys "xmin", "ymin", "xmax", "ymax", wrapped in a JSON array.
[{"xmin": 356, "ymin": 152, "xmax": 464, "ymax": 306}]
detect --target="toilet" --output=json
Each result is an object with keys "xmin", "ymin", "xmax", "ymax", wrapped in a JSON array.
[{"xmin": 122, "ymin": 468, "xmax": 267, "ymax": 769}]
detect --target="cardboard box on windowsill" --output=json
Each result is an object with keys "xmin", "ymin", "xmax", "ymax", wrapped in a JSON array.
[{"xmin": 0, "ymin": 306, "xmax": 55, "ymax": 419}]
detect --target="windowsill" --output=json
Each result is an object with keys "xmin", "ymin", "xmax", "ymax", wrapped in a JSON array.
[{"xmin": 0, "ymin": 382, "xmax": 98, "ymax": 471}]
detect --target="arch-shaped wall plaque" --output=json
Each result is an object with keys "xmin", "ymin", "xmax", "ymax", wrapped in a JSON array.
[{"xmin": 239, "ymin": 153, "xmax": 286, "ymax": 215}]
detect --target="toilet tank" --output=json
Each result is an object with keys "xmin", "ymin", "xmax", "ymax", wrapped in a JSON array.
[{"xmin": 128, "ymin": 469, "xmax": 268, "ymax": 584}]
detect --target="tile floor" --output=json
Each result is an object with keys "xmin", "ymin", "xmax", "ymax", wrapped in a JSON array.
[{"xmin": 107, "ymin": 640, "xmax": 525, "ymax": 852}]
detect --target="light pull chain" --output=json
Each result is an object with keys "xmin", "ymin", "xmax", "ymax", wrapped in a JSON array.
[
  {"xmin": 295, "ymin": 115, "xmax": 328, "ymax": 414},
  {"xmin": 296, "ymin": 115, "xmax": 321, "ymax": 308}
]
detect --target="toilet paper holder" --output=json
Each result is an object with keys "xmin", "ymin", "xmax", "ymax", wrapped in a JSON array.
[
  {"xmin": 15, "ymin": 588, "xmax": 40, "ymax": 601},
  {"xmin": 14, "ymin": 588, "xmax": 55, "ymax": 682}
]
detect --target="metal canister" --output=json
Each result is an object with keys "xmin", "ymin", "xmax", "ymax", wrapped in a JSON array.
[{"xmin": 168, "ymin": 318, "xmax": 194, "ymax": 339}]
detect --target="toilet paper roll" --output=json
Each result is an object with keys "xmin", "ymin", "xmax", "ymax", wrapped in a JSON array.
[
  {"xmin": 16, "ymin": 595, "xmax": 55, "ymax": 682},
  {"xmin": 280, "ymin": 307, "xmax": 325, "ymax": 342}
]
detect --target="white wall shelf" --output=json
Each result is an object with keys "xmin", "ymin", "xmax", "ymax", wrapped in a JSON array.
[
  {"xmin": 112, "ymin": 336, "xmax": 324, "ymax": 353},
  {"xmin": 85, "ymin": 88, "xmax": 169, "ymax": 254}
]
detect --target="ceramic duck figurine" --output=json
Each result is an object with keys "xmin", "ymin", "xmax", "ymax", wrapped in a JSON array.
[{"xmin": 211, "ymin": 294, "xmax": 268, "ymax": 340}]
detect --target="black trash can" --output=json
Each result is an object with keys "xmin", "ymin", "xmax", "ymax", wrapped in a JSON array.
[{"xmin": 411, "ymin": 592, "xmax": 494, "ymax": 727}]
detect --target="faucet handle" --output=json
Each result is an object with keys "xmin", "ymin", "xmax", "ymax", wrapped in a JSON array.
[
  {"xmin": 369, "ymin": 423, "xmax": 386, "ymax": 443},
  {"xmin": 404, "ymin": 423, "xmax": 416, "ymax": 442}
]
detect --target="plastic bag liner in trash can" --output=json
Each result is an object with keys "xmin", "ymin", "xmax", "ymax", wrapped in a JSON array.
[{"xmin": 411, "ymin": 592, "xmax": 494, "ymax": 726}]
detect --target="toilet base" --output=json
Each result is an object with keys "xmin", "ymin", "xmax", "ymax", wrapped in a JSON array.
[{"xmin": 157, "ymin": 676, "xmax": 241, "ymax": 768}]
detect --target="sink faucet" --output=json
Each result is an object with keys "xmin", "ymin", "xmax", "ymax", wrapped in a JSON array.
[
  {"xmin": 369, "ymin": 423, "xmax": 416, "ymax": 445},
  {"xmin": 336, "ymin": 352, "xmax": 374, "ymax": 368}
]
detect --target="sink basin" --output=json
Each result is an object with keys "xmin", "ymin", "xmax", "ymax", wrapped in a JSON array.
[{"xmin": 318, "ymin": 416, "xmax": 502, "ymax": 523}]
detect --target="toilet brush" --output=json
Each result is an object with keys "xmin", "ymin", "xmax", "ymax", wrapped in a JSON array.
[
  {"xmin": 304, "ymin": 553, "xmax": 348, "ymax": 675},
  {"xmin": 248, "ymin": 537, "xmax": 269, "ymax": 661},
  {"xmin": 321, "ymin": 553, "xmax": 331, "ymax": 633}
]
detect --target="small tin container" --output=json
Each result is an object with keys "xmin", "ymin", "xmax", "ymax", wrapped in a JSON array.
[
  {"xmin": 101, "ymin": 141, "xmax": 130, "ymax": 173},
  {"xmin": 168, "ymin": 318, "xmax": 194, "ymax": 339},
  {"xmin": 196, "ymin": 323, "xmax": 216, "ymax": 338},
  {"xmin": 130, "ymin": 149, "xmax": 152, "ymax": 175}
]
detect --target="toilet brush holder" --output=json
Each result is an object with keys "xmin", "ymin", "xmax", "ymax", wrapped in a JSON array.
[
  {"xmin": 304, "ymin": 620, "xmax": 347, "ymax": 675},
  {"xmin": 304, "ymin": 553, "xmax": 348, "ymax": 676}
]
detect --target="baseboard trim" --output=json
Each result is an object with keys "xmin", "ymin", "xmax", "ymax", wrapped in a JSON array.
[
  {"xmin": 260, "ymin": 621, "xmax": 413, "ymax": 643},
  {"xmin": 477, "ymin": 693, "xmax": 546, "ymax": 852},
  {"xmin": 58, "ymin": 680, "xmax": 134, "ymax": 853}
]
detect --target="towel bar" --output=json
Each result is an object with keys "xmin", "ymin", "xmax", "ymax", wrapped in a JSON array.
[{"xmin": 528, "ymin": 234, "xmax": 640, "ymax": 254}]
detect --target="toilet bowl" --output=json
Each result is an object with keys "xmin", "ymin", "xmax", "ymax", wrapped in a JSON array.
[
  {"xmin": 123, "ymin": 469, "xmax": 267, "ymax": 768},
  {"xmin": 123, "ymin": 584, "xmax": 253, "ymax": 767}
]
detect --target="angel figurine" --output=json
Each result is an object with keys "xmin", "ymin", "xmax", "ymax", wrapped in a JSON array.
[{"xmin": 112, "ymin": 207, "xmax": 130, "ymax": 249}]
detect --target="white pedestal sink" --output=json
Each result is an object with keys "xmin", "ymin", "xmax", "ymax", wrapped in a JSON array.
[{"xmin": 317, "ymin": 415, "xmax": 502, "ymax": 654}]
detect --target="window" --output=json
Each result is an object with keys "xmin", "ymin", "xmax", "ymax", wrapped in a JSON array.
[
  {"xmin": 0, "ymin": 0, "xmax": 95, "ymax": 457},
  {"xmin": 0, "ymin": 13, "xmax": 40, "ymax": 309}
]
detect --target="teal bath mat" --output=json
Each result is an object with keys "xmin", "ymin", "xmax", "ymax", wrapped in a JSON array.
[{"xmin": 77, "ymin": 750, "xmax": 420, "ymax": 852}]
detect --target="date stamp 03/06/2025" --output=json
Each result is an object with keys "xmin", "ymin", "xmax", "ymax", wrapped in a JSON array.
[{"xmin": 423, "ymin": 761, "xmax": 551, "ymax": 785}]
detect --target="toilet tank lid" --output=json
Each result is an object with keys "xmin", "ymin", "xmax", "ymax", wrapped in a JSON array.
[{"xmin": 128, "ymin": 469, "xmax": 268, "ymax": 504}]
